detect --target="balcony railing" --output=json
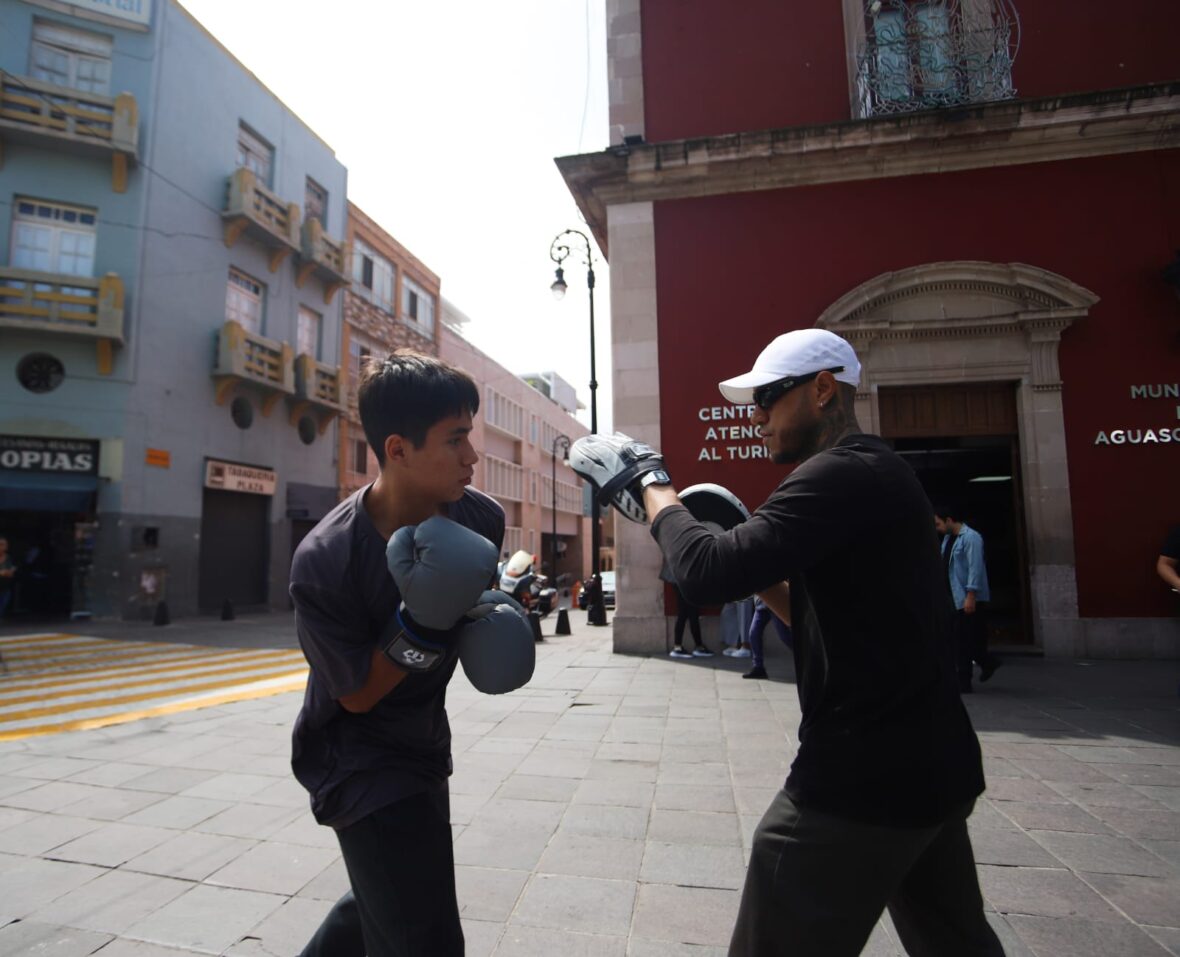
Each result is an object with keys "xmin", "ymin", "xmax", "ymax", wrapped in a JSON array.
[
  {"xmin": 296, "ymin": 217, "xmax": 350, "ymax": 304},
  {"xmin": 290, "ymin": 353, "xmax": 344, "ymax": 434},
  {"xmin": 0, "ymin": 72, "xmax": 138, "ymax": 192},
  {"xmin": 212, "ymin": 319, "xmax": 294, "ymax": 413},
  {"xmin": 854, "ymin": 0, "xmax": 1020, "ymax": 119},
  {"xmin": 221, "ymin": 167, "xmax": 301, "ymax": 271},
  {"xmin": 0, "ymin": 268, "xmax": 124, "ymax": 373}
]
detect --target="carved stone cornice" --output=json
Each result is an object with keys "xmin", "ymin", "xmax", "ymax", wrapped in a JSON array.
[
  {"xmin": 815, "ymin": 261, "xmax": 1099, "ymax": 392},
  {"xmin": 557, "ymin": 82, "xmax": 1180, "ymax": 256}
]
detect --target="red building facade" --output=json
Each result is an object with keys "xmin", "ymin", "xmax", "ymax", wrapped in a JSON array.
[{"xmin": 560, "ymin": 0, "xmax": 1180, "ymax": 656}]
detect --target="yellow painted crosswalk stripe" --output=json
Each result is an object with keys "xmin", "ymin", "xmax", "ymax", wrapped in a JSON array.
[
  {"xmin": 0, "ymin": 656, "xmax": 307, "ymax": 709},
  {"xmin": 0, "ymin": 674, "xmax": 309, "ymax": 742},
  {"xmin": 0, "ymin": 648, "xmax": 305, "ymax": 693},
  {"xmin": 0, "ymin": 632, "xmax": 309, "ymax": 741}
]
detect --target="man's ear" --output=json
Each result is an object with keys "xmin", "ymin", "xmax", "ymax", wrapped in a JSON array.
[
  {"xmin": 815, "ymin": 371, "xmax": 840, "ymax": 408},
  {"xmin": 384, "ymin": 433, "xmax": 408, "ymax": 465}
]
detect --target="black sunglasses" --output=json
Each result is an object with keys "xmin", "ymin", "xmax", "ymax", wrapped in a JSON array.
[{"xmin": 752, "ymin": 367, "xmax": 844, "ymax": 411}]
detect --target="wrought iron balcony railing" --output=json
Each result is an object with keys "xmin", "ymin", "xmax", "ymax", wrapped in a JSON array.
[
  {"xmin": 290, "ymin": 353, "xmax": 344, "ymax": 434},
  {"xmin": 854, "ymin": 0, "xmax": 1020, "ymax": 119},
  {"xmin": 221, "ymin": 167, "xmax": 301, "ymax": 271},
  {"xmin": 296, "ymin": 217, "xmax": 350, "ymax": 304},
  {"xmin": 212, "ymin": 319, "xmax": 294, "ymax": 413},
  {"xmin": 0, "ymin": 267, "xmax": 124, "ymax": 373},
  {"xmin": 0, "ymin": 72, "xmax": 138, "ymax": 192}
]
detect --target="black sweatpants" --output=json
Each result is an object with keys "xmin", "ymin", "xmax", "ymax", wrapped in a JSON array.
[
  {"xmin": 329, "ymin": 787, "xmax": 462, "ymax": 957},
  {"xmin": 729, "ymin": 790, "xmax": 1005, "ymax": 957}
]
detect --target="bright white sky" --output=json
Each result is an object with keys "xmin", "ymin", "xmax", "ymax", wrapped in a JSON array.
[{"xmin": 181, "ymin": 0, "xmax": 612, "ymax": 430}]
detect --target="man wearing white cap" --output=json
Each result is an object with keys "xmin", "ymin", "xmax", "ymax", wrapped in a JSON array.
[{"xmin": 570, "ymin": 329, "xmax": 1001, "ymax": 956}]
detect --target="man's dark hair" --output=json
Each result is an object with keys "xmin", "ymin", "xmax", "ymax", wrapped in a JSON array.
[
  {"xmin": 358, "ymin": 351, "xmax": 479, "ymax": 464},
  {"xmin": 933, "ymin": 504, "xmax": 958, "ymax": 522}
]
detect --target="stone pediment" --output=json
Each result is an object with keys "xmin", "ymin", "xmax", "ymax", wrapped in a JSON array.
[{"xmin": 817, "ymin": 262, "xmax": 1099, "ymax": 338}]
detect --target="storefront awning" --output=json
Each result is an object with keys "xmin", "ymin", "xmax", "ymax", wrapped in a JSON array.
[{"xmin": 0, "ymin": 471, "xmax": 98, "ymax": 512}]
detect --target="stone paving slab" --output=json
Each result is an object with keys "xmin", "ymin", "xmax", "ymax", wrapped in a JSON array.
[{"xmin": 0, "ymin": 614, "xmax": 1177, "ymax": 954}]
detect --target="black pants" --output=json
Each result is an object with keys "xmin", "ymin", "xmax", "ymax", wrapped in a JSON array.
[
  {"xmin": 730, "ymin": 790, "xmax": 1004, "ymax": 957},
  {"xmin": 305, "ymin": 788, "xmax": 462, "ymax": 957},
  {"xmin": 955, "ymin": 607, "xmax": 996, "ymax": 686},
  {"xmin": 673, "ymin": 588, "xmax": 702, "ymax": 649}
]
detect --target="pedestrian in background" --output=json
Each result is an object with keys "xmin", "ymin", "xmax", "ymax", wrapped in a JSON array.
[
  {"xmin": 0, "ymin": 537, "xmax": 16, "ymax": 620},
  {"xmin": 670, "ymin": 583, "xmax": 710, "ymax": 658},
  {"xmin": 743, "ymin": 594, "xmax": 793, "ymax": 680},
  {"xmin": 934, "ymin": 506, "xmax": 999, "ymax": 694}
]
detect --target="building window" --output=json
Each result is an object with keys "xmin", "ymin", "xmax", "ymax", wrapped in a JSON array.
[
  {"xmin": 297, "ymin": 306, "xmax": 321, "ymax": 359},
  {"xmin": 10, "ymin": 198, "xmax": 96, "ymax": 277},
  {"xmin": 30, "ymin": 20, "xmax": 112, "ymax": 95},
  {"xmin": 352, "ymin": 239, "xmax": 395, "ymax": 313},
  {"xmin": 402, "ymin": 276, "xmax": 435, "ymax": 336},
  {"xmin": 226, "ymin": 267, "xmax": 264, "ymax": 335},
  {"xmin": 529, "ymin": 416, "xmax": 538, "ymax": 445},
  {"xmin": 305, "ymin": 178, "xmax": 328, "ymax": 224},
  {"xmin": 349, "ymin": 335, "xmax": 378, "ymax": 402},
  {"xmin": 530, "ymin": 471, "xmax": 538, "ymax": 504},
  {"xmin": 236, "ymin": 123, "xmax": 273, "ymax": 187},
  {"xmin": 854, "ymin": 0, "xmax": 1019, "ymax": 118},
  {"xmin": 353, "ymin": 438, "xmax": 369, "ymax": 474}
]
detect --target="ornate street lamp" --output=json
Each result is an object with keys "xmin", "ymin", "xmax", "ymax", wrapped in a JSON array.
[
  {"xmin": 550, "ymin": 433, "xmax": 571, "ymax": 586},
  {"xmin": 549, "ymin": 228, "xmax": 606, "ymax": 625}
]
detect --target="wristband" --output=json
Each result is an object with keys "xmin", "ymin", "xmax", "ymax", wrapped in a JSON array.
[{"xmin": 381, "ymin": 606, "xmax": 447, "ymax": 673}]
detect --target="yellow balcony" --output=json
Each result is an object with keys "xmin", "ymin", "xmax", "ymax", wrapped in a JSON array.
[
  {"xmin": 0, "ymin": 72, "xmax": 138, "ymax": 192},
  {"xmin": 296, "ymin": 218, "xmax": 350, "ymax": 304},
  {"xmin": 221, "ymin": 167, "xmax": 300, "ymax": 272},
  {"xmin": 212, "ymin": 320, "xmax": 294, "ymax": 414},
  {"xmin": 0, "ymin": 268, "xmax": 124, "ymax": 373},
  {"xmin": 289, "ymin": 353, "xmax": 343, "ymax": 434}
]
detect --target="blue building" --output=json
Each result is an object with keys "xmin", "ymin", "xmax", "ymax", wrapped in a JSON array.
[{"xmin": 0, "ymin": 0, "xmax": 348, "ymax": 619}]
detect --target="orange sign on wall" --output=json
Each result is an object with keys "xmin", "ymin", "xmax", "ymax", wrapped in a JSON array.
[{"xmin": 145, "ymin": 448, "xmax": 171, "ymax": 468}]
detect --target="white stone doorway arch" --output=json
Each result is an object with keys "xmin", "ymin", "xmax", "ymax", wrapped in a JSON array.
[{"xmin": 815, "ymin": 261, "xmax": 1099, "ymax": 655}]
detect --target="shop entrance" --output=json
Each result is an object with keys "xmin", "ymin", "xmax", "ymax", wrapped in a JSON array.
[
  {"xmin": 198, "ymin": 488, "xmax": 270, "ymax": 613},
  {"xmin": 879, "ymin": 382, "xmax": 1032, "ymax": 646},
  {"xmin": 0, "ymin": 509, "xmax": 85, "ymax": 619}
]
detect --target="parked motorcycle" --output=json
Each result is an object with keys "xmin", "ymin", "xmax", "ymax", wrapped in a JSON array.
[{"xmin": 499, "ymin": 550, "xmax": 557, "ymax": 619}]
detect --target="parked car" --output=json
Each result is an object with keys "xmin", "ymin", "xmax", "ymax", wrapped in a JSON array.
[{"xmin": 578, "ymin": 570, "xmax": 616, "ymax": 610}]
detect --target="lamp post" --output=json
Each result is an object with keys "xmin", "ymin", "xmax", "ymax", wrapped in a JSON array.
[
  {"xmin": 550, "ymin": 228, "xmax": 606, "ymax": 625},
  {"xmin": 550, "ymin": 433, "xmax": 571, "ymax": 587}
]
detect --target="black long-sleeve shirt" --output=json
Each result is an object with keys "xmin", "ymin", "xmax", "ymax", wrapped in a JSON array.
[{"xmin": 652, "ymin": 433, "xmax": 984, "ymax": 826}]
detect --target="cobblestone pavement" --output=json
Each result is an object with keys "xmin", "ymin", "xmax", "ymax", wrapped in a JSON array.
[{"xmin": 0, "ymin": 614, "xmax": 1176, "ymax": 956}]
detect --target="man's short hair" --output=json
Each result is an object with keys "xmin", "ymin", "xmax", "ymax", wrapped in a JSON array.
[
  {"xmin": 358, "ymin": 351, "xmax": 479, "ymax": 464},
  {"xmin": 933, "ymin": 504, "xmax": 958, "ymax": 522}
]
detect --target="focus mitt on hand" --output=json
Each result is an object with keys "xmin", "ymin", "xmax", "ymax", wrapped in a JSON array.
[
  {"xmin": 458, "ymin": 590, "xmax": 535, "ymax": 694},
  {"xmin": 569, "ymin": 432, "xmax": 670, "ymax": 525}
]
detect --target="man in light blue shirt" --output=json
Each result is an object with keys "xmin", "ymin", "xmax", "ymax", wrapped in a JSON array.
[{"xmin": 934, "ymin": 507, "xmax": 1000, "ymax": 693}]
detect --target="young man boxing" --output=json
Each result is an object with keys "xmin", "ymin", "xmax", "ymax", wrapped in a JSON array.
[{"xmin": 290, "ymin": 351, "xmax": 532, "ymax": 957}]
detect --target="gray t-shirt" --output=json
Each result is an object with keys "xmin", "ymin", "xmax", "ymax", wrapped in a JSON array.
[{"xmin": 289, "ymin": 485, "xmax": 504, "ymax": 828}]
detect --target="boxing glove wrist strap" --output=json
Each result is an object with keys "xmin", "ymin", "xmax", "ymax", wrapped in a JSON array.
[{"xmin": 381, "ymin": 605, "xmax": 449, "ymax": 673}]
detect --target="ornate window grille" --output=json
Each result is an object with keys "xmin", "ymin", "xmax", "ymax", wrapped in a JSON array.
[{"xmin": 855, "ymin": 0, "xmax": 1020, "ymax": 118}]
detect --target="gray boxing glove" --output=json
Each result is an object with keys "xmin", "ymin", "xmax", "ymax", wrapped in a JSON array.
[
  {"xmin": 383, "ymin": 517, "xmax": 500, "ymax": 673},
  {"xmin": 458, "ymin": 590, "xmax": 535, "ymax": 694}
]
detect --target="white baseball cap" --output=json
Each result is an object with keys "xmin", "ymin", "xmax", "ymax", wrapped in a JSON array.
[{"xmin": 718, "ymin": 328, "xmax": 861, "ymax": 404}]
